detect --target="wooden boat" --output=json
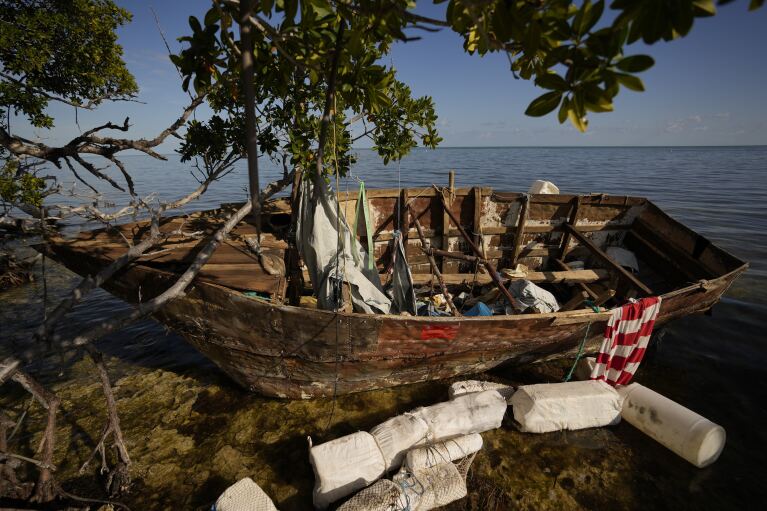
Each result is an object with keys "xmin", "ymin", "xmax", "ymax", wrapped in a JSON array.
[{"xmin": 40, "ymin": 185, "xmax": 747, "ymax": 399}]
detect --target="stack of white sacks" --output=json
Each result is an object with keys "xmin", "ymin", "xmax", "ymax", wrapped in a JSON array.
[
  {"xmin": 214, "ymin": 369, "xmax": 725, "ymax": 510},
  {"xmin": 309, "ymin": 388, "xmax": 508, "ymax": 509}
]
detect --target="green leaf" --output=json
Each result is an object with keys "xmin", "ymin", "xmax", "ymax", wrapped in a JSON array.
[
  {"xmin": 525, "ymin": 91, "xmax": 563, "ymax": 117},
  {"xmin": 558, "ymin": 97, "xmax": 570, "ymax": 124},
  {"xmin": 615, "ymin": 73, "xmax": 645, "ymax": 91},
  {"xmin": 567, "ymin": 108, "xmax": 588, "ymax": 132},
  {"xmin": 189, "ymin": 16, "xmax": 202, "ymax": 33},
  {"xmin": 616, "ymin": 55, "xmax": 654, "ymax": 73},
  {"xmin": 535, "ymin": 73, "xmax": 569, "ymax": 91},
  {"xmin": 692, "ymin": 0, "xmax": 717, "ymax": 16},
  {"xmin": 204, "ymin": 7, "xmax": 220, "ymax": 27}
]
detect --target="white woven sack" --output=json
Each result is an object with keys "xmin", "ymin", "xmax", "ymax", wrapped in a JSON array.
[
  {"xmin": 370, "ymin": 413, "xmax": 429, "ymax": 472},
  {"xmin": 310, "ymin": 431, "xmax": 386, "ymax": 509},
  {"xmin": 394, "ymin": 462, "xmax": 467, "ymax": 510},
  {"xmin": 448, "ymin": 380, "xmax": 516, "ymax": 402},
  {"xmin": 336, "ymin": 479, "xmax": 402, "ymax": 511},
  {"xmin": 412, "ymin": 390, "xmax": 507, "ymax": 444},
  {"xmin": 214, "ymin": 477, "xmax": 278, "ymax": 511},
  {"xmin": 404, "ymin": 434, "xmax": 483, "ymax": 471},
  {"xmin": 510, "ymin": 380, "xmax": 622, "ymax": 433}
]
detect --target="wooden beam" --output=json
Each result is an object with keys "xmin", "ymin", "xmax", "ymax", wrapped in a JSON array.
[
  {"xmin": 411, "ymin": 268, "xmax": 609, "ymax": 286},
  {"xmin": 510, "ymin": 196, "xmax": 529, "ymax": 265},
  {"xmin": 560, "ymin": 196, "xmax": 580, "ymax": 259},
  {"xmin": 441, "ymin": 171, "xmax": 455, "ymax": 272},
  {"xmin": 501, "ymin": 267, "xmax": 609, "ymax": 283},
  {"xmin": 562, "ymin": 224, "xmax": 654, "ymax": 295}
]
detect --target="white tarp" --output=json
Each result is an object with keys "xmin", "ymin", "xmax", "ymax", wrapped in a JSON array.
[
  {"xmin": 370, "ymin": 413, "xmax": 429, "ymax": 472},
  {"xmin": 297, "ymin": 179, "xmax": 391, "ymax": 314},
  {"xmin": 309, "ymin": 432, "xmax": 386, "ymax": 509},
  {"xmin": 508, "ymin": 279, "xmax": 560, "ymax": 313},
  {"xmin": 448, "ymin": 380, "xmax": 516, "ymax": 402},
  {"xmin": 213, "ymin": 477, "xmax": 279, "ymax": 511},
  {"xmin": 510, "ymin": 380, "xmax": 622, "ymax": 433},
  {"xmin": 606, "ymin": 246, "xmax": 640, "ymax": 274},
  {"xmin": 412, "ymin": 390, "xmax": 507, "ymax": 445},
  {"xmin": 404, "ymin": 433, "xmax": 483, "ymax": 471}
]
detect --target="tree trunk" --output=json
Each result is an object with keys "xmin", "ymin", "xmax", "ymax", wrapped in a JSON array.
[{"xmin": 240, "ymin": 0, "xmax": 261, "ymax": 233}]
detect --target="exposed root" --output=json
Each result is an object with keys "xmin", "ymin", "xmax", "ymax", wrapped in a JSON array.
[{"xmin": 84, "ymin": 347, "xmax": 132, "ymax": 497}]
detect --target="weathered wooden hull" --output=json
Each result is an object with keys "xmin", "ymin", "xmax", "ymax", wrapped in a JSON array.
[{"xmin": 41, "ymin": 189, "xmax": 748, "ymax": 399}]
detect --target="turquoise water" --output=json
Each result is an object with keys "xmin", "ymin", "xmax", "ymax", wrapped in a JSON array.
[{"xmin": 1, "ymin": 146, "xmax": 766, "ymax": 509}]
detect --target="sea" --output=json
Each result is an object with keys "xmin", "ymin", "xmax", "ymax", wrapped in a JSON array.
[{"xmin": 1, "ymin": 146, "xmax": 766, "ymax": 510}]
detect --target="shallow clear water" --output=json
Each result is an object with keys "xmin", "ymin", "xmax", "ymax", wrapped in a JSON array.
[{"xmin": 1, "ymin": 146, "xmax": 766, "ymax": 509}]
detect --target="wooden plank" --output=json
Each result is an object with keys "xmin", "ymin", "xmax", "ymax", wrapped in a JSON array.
[
  {"xmin": 336, "ymin": 186, "xmax": 492, "ymax": 201},
  {"xmin": 500, "ymin": 268, "xmax": 609, "ymax": 283},
  {"xmin": 550, "ymin": 312, "xmax": 612, "ymax": 326},
  {"xmin": 554, "ymin": 259, "xmax": 601, "ymax": 300},
  {"xmin": 510, "ymin": 196, "xmax": 529, "ymax": 265},
  {"xmin": 562, "ymin": 224, "xmax": 654, "ymax": 295},
  {"xmin": 473, "ymin": 187, "xmax": 484, "ymax": 258},
  {"xmin": 370, "ymin": 222, "xmax": 630, "ymax": 242}
]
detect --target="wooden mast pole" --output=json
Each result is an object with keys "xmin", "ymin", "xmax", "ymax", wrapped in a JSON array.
[{"xmin": 240, "ymin": 0, "xmax": 261, "ymax": 231}]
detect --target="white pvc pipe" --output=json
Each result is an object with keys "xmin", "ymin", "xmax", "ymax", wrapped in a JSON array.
[{"xmin": 617, "ymin": 383, "xmax": 726, "ymax": 468}]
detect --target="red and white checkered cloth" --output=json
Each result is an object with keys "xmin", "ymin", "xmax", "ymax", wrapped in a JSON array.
[{"xmin": 590, "ymin": 296, "xmax": 662, "ymax": 386}]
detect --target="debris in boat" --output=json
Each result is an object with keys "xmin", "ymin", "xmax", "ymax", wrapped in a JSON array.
[
  {"xmin": 404, "ymin": 433, "xmax": 483, "ymax": 470},
  {"xmin": 510, "ymin": 380, "xmax": 622, "ymax": 433},
  {"xmin": 213, "ymin": 477, "xmax": 279, "ymax": 511},
  {"xmin": 617, "ymin": 383, "xmax": 726, "ymax": 468},
  {"xmin": 448, "ymin": 380, "xmax": 516, "ymax": 401},
  {"xmin": 528, "ymin": 179, "xmax": 559, "ymax": 194},
  {"xmin": 590, "ymin": 296, "xmax": 662, "ymax": 386},
  {"xmin": 605, "ymin": 246, "xmax": 640, "ymax": 275},
  {"xmin": 507, "ymin": 279, "xmax": 560, "ymax": 313},
  {"xmin": 464, "ymin": 301, "xmax": 492, "ymax": 316},
  {"xmin": 309, "ymin": 390, "xmax": 506, "ymax": 508},
  {"xmin": 300, "ymin": 295, "xmax": 318, "ymax": 308}
]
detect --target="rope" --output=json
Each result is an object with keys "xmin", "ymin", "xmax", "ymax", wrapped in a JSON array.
[{"xmin": 564, "ymin": 321, "xmax": 593, "ymax": 382}]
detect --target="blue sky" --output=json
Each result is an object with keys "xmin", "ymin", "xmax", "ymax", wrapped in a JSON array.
[{"xmin": 12, "ymin": 0, "xmax": 767, "ymax": 148}]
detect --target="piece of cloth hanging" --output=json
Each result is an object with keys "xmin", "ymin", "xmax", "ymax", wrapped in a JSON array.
[
  {"xmin": 352, "ymin": 181, "xmax": 375, "ymax": 271},
  {"xmin": 389, "ymin": 230, "xmax": 417, "ymax": 315},
  {"xmin": 590, "ymin": 296, "xmax": 662, "ymax": 386},
  {"xmin": 296, "ymin": 177, "xmax": 391, "ymax": 314}
]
